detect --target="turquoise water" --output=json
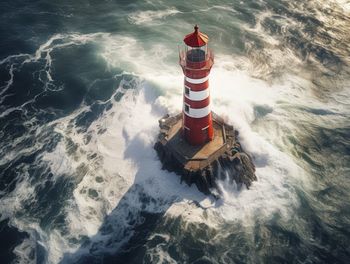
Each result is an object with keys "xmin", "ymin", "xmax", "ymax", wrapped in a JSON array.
[{"xmin": 0, "ymin": 0, "xmax": 349, "ymax": 263}]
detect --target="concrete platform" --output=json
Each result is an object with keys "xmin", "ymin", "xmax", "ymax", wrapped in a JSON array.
[
  {"xmin": 154, "ymin": 112, "xmax": 256, "ymax": 195},
  {"xmin": 157, "ymin": 113, "xmax": 235, "ymax": 171}
]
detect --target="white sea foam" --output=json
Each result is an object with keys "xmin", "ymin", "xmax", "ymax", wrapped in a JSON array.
[
  {"xmin": 2, "ymin": 26, "xmax": 344, "ymax": 263},
  {"xmin": 334, "ymin": 0, "xmax": 350, "ymax": 12},
  {"xmin": 128, "ymin": 8, "xmax": 181, "ymax": 25},
  {"xmin": 41, "ymin": 81, "xmax": 207, "ymax": 263},
  {"xmin": 0, "ymin": 32, "xmax": 290, "ymax": 262},
  {"xmin": 0, "ymin": 63, "xmax": 14, "ymax": 98}
]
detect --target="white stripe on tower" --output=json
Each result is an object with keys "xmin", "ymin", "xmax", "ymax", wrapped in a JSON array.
[
  {"xmin": 183, "ymin": 104, "xmax": 211, "ymax": 118},
  {"xmin": 185, "ymin": 75, "xmax": 209, "ymax": 84},
  {"xmin": 184, "ymin": 86, "xmax": 210, "ymax": 101}
]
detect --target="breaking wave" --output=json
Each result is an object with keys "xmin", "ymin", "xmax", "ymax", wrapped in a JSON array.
[{"xmin": 0, "ymin": 0, "xmax": 349, "ymax": 263}]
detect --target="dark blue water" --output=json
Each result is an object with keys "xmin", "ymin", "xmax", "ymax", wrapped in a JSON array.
[{"xmin": 1, "ymin": 0, "xmax": 350, "ymax": 263}]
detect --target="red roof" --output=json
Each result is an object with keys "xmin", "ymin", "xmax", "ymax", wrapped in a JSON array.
[{"xmin": 183, "ymin": 25, "xmax": 209, "ymax": 47}]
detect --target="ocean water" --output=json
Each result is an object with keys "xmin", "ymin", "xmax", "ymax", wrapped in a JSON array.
[{"xmin": 0, "ymin": 0, "xmax": 349, "ymax": 263}]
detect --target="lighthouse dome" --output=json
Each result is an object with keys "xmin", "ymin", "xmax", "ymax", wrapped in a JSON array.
[{"xmin": 183, "ymin": 25, "xmax": 209, "ymax": 47}]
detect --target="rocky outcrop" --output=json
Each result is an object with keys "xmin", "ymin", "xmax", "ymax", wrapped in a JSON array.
[{"xmin": 154, "ymin": 113, "xmax": 257, "ymax": 196}]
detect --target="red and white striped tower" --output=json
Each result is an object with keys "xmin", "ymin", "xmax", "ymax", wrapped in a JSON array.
[{"xmin": 179, "ymin": 25, "xmax": 214, "ymax": 145}]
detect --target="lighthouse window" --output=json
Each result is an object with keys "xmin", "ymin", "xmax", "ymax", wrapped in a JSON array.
[
  {"xmin": 187, "ymin": 46, "xmax": 206, "ymax": 62},
  {"xmin": 185, "ymin": 104, "xmax": 190, "ymax": 113},
  {"xmin": 185, "ymin": 87, "xmax": 190, "ymax": 95}
]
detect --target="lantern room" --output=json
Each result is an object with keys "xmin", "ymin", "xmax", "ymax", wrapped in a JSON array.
[{"xmin": 183, "ymin": 25, "xmax": 208, "ymax": 63}]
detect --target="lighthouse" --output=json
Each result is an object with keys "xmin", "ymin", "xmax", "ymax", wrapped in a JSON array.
[
  {"xmin": 154, "ymin": 25, "xmax": 257, "ymax": 195},
  {"xmin": 179, "ymin": 25, "xmax": 214, "ymax": 145}
]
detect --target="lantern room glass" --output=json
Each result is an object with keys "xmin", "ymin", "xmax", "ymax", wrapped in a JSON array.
[{"xmin": 186, "ymin": 44, "xmax": 207, "ymax": 62}]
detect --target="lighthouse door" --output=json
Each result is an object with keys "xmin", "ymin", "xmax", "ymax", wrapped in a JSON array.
[
  {"xmin": 184, "ymin": 126, "xmax": 190, "ymax": 141},
  {"xmin": 202, "ymin": 126, "xmax": 209, "ymax": 142}
]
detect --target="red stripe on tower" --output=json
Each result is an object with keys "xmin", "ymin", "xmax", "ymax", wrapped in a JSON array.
[{"xmin": 179, "ymin": 25, "xmax": 214, "ymax": 145}]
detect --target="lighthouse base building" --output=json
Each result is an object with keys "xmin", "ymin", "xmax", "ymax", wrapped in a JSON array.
[
  {"xmin": 154, "ymin": 26, "xmax": 256, "ymax": 195},
  {"xmin": 154, "ymin": 112, "xmax": 257, "ymax": 195}
]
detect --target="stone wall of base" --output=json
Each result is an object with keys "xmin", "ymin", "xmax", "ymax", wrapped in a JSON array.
[{"xmin": 154, "ymin": 137, "xmax": 257, "ymax": 196}]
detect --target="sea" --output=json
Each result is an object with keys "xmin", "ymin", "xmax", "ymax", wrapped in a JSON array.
[{"xmin": 0, "ymin": 0, "xmax": 349, "ymax": 263}]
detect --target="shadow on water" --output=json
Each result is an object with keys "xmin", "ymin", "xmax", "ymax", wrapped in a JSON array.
[
  {"xmin": 59, "ymin": 85, "xmax": 209, "ymax": 264},
  {"xmin": 59, "ymin": 189, "xmax": 172, "ymax": 263}
]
